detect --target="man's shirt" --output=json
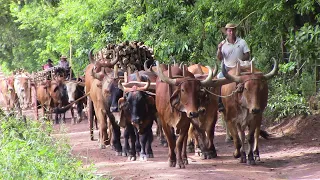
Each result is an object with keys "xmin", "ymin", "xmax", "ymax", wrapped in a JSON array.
[{"xmin": 221, "ymin": 37, "xmax": 250, "ymax": 68}]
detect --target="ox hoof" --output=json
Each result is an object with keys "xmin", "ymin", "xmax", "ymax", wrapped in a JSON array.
[
  {"xmin": 115, "ymin": 151, "xmax": 122, "ymax": 156},
  {"xmin": 239, "ymin": 157, "xmax": 247, "ymax": 163},
  {"xmin": 183, "ymin": 158, "xmax": 188, "ymax": 165},
  {"xmin": 122, "ymin": 152, "xmax": 128, "ymax": 157},
  {"xmin": 206, "ymin": 151, "xmax": 217, "ymax": 159},
  {"xmin": 187, "ymin": 144, "xmax": 195, "ymax": 153},
  {"xmin": 254, "ymin": 156, "xmax": 261, "ymax": 161},
  {"xmin": 233, "ymin": 151, "xmax": 241, "ymax": 159},
  {"xmin": 247, "ymin": 159, "xmax": 256, "ymax": 165},
  {"xmin": 140, "ymin": 154, "xmax": 147, "ymax": 161},
  {"xmin": 99, "ymin": 144, "xmax": 106, "ymax": 149},
  {"xmin": 169, "ymin": 160, "xmax": 176, "ymax": 167},
  {"xmin": 147, "ymin": 153, "xmax": 154, "ymax": 158},
  {"xmin": 177, "ymin": 161, "xmax": 185, "ymax": 169},
  {"xmin": 129, "ymin": 155, "xmax": 137, "ymax": 161}
]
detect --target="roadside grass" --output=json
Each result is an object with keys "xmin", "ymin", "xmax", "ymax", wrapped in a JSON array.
[{"xmin": 0, "ymin": 112, "xmax": 107, "ymax": 180}]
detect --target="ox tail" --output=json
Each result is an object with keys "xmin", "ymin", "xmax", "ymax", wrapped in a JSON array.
[{"xmin": 260, "ymin": 130, "xmax": 270, "ymax": 140}]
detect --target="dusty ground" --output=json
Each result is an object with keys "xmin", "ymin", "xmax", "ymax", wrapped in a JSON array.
[{"xmin": 48, "ymin": 112, "xmax": 320, "ymax": 180}]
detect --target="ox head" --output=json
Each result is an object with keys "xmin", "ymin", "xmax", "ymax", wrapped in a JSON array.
[
  {"xmin": 65, "ymin": 81, "xmax": 84, "ymax": 103},
  {"xmin": 222, "ymin": 58, "xmax": 278, "ymax": 114},
  {"xmin": 118, "ymin": 73, "xmax": 155, "ymax": 133},
  {"xmin": 42, "ymin": 80, "xmax": 61, "ymax": 105},
  {"xmin": 157, "ymin": 61, "xmax": 218, "ymax": 119}
]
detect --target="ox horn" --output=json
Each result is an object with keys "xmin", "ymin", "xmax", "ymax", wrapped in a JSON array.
[
  {"xmin": 135, "ymin": 71, "xmax": 142, "ymax": 82},
  {"xmin": 263, "ymin": 58, "xmax": 278, "ymax": 80},
  {"xmin": 222, "ymin": 62, "xmax": 241, "ymax": 83},
  {"xmin": 88, "ymin": 49, "xmax": 95, "ymax": 63},
  {"xmin": 179, "ymin": 62, "xmax": 184, "ymax": 70},
  {"xmin": 121, "ymin": 78, "xmax": 151, "ymax": 92},
  {"xmin": 200, "ymin": 65, "xmax": 214, "ymax": 86},
  {"xmin": 156, "ymin": 61, "xmax": 176, "ymax": 85},
  {"xmin": 114, "ymin": 65, "xmax": 118, "ymax": 78},
  {"xmin": 136, "ymin": 78, "xmax": 150, "ymax": 91},
  {"xmin": 250, "ymin": 57, "xmax": 256, "ymax": 74}
]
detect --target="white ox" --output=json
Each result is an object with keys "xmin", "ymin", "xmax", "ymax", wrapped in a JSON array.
[{"xmin": 14, "ymin": 73, "xmax": 31, "ymax": 109}]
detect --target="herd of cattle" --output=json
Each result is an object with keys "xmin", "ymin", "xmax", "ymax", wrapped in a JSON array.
[{"xmin": 0, "ymin": 50, "xmax": 278, "ymax": 168}]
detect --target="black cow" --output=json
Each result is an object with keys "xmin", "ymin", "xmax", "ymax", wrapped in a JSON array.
[{"xmin": 118, "ymin": 71, "xmax": 157, "ymax": 161}]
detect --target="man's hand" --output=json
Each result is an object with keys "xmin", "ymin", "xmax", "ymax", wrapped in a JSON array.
[
  {"xmin": 218, "ymin": 40, "xmax": 226, "ymax": 50},
  {"xmin": 216, "ymin": 40, "xmax": 226, "ymax": 61}
]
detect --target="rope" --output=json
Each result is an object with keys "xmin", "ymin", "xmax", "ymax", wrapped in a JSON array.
[{"xmin": 204, "ymin": 86, "xmax": 241, "ymax": 98}]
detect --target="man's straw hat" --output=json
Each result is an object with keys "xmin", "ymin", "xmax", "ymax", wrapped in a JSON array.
[
  {"xmin": 221, "ymin": 23, "xmax": 238, "ymax": 34},
  {"xmin": 60, "ymin": 55, "xmax": 67, "ymax": 59}
]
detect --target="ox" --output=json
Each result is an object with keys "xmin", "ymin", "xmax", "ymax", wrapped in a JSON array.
[
  {"xmin": 221, "ymin": 59, "xmax": 278, "ymax": 165},
  {"xmin": 156, "ymin": 61, "xmax": 228, "ymax": 168},
  {"xmin": 0, "ymin": 76, "xmax": 20, "ymax": 113},
  {"xmin": 36, "ymin": 79, "xmax": 62, "ymax": 122},
  {"xmin": 89, "ymin": 53, "xmax": 124, "ymax": 155},
  {"xmin": 65, "ymin": 80, "xmax": 86, "ymax": 124},
  {"xmin": 118, "ymin": 71, "xmax": 157, "ymax": 161},
  {"xmin": 14, "ymin": 73, "xmax": 31, "ymax": 109},
  {"xmin": 186, "ymin": 64, "xmax": 231, "ymax": 159}
]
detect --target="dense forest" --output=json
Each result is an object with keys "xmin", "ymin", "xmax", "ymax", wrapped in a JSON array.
[{"xmin": 0, "ymin": 0, "xmax": 320, "ymax": 120}]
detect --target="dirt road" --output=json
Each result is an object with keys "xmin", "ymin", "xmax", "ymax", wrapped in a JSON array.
[{"xmin": 51, "ymin": 113, "xmax": 320, "ymax": 180}]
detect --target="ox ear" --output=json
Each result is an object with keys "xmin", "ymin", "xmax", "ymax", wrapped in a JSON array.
[
  {"xmin": 118, "ymin": 97, "xmax": 126, "ymax": 110},
  {"xmin": 118, "ymin": 97, "xmax": 127, "ymax": 128},
  {"xmin": 146, "ymin": 95, "xmax": 155, "ymax": 106},
  {"xmin": 53, "ymin": 86, "xmax": 59, "ymax": 92}
]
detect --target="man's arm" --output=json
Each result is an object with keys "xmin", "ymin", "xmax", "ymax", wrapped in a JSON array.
[{"xmin": 216, "ymin": 40, "xmax": 225, "ymax": 61}]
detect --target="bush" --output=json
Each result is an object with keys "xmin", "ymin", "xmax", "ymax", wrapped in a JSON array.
[
  {"xmin": 0, "ymin": 115, "xmax": 106, "ymax": 180},
  {"xmin": 265, "ymin": 76, "xmax": 311, "ymax": 121}
]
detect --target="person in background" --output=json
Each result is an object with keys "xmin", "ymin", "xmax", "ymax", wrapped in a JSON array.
[
  {"xmin": 42, "ymin": 59, "xmax": 54, "ymax": 70},
  {"xmin": 58, "ymin": 55, "xmax": 70, "ymax": 70}
]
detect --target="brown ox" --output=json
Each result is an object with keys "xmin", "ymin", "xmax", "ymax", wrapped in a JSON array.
[
  {"xmin": 156, "ymin": 61, "xmax": 229, "ymax": 168},
  {"xmin": 0, "ymin": 76, "xmax": 20, "ymax": 112},
  {"xmin": 87, "ymin": 50, "xmax": 123, "ymax": 154},
  {"xmin": 36, "ymin": 80, "xmax": 62, "ymax": 122},
  {"xmin": 221, "ymin": 59, "xmax": 278, "ymax": 165},
  {"xmin": 187, "ymin": 64, "xmax": 231, "ymax": 159}
]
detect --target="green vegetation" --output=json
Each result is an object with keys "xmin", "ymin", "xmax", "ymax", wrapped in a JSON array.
[
  {"xmin": 0, "ymin": 0, "xmax": 319, "ymax": 119},
  {"xmin": 0, "ymin": 113, "xmax": 106, "ymax": 180}
]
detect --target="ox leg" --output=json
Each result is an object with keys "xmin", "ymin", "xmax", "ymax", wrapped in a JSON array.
[
  {"xmin": 182, "ymin": 130, "xmax": 188, "ymax": 165},
  {"xmin": 156, "ymin": 117, "xmax": 167, "ymax": 147},
  {"xmin": 252, "ymin": 115, "xmax": 262, "ymax": 164},
  {"xmin": 77, "ymin": 103, "xmax": 84, "ymax": 123},
  {"xmin": 207, "ymin": 126, "xmax": 217, "ymax": 159},
  {"xmin": 122, "ymin": 126, "xmax": 130, "ymax": 157},
  {"xmin": 187, "ymin": 125, "xmax": 195, "ymax": 153},
  {"xmin": 127, "ymin": 124, "xmax": 137, "ymax": 161},
  {"xmin": 176, "ymin": 125, "xmax": 189, "ymax": 169},
  {"xmin": 139, "ymin": 130, "xmax": 149, "ymax": 161},
  {"xmin": 146, "ymin": 128, "xmax": 154, "ymax": 158},
  {"xmin": 97, "ymin": 110, "xmax": 109, "ymax": 149},
  {"xmin": 129, "ymin": 126, "xmax": 137, "ymax": 161},
  {"xmin": 70, "ymin": 106, "xmax": 75, "ymax": 124},
  {"xmin": 107, "ymin": 111, "xmax": 122, "ymax": 156},
  {"xmin": 162, "ymin": 123, "xmax": 176, "ymax": 167},
  {"xmin": 135, "ymin": 128, "xmax": 141, "ymax": 154},
  {"xmin": 226, "ymin": 119, "xmax": 241, "ymax": 159},
  {"xmin": 237, "ymin": 124, "xmax": 247, "ymax": 163},
  {"xmin": 88, "ymin": 98, "xmax": 94, "ymax": 141}
]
